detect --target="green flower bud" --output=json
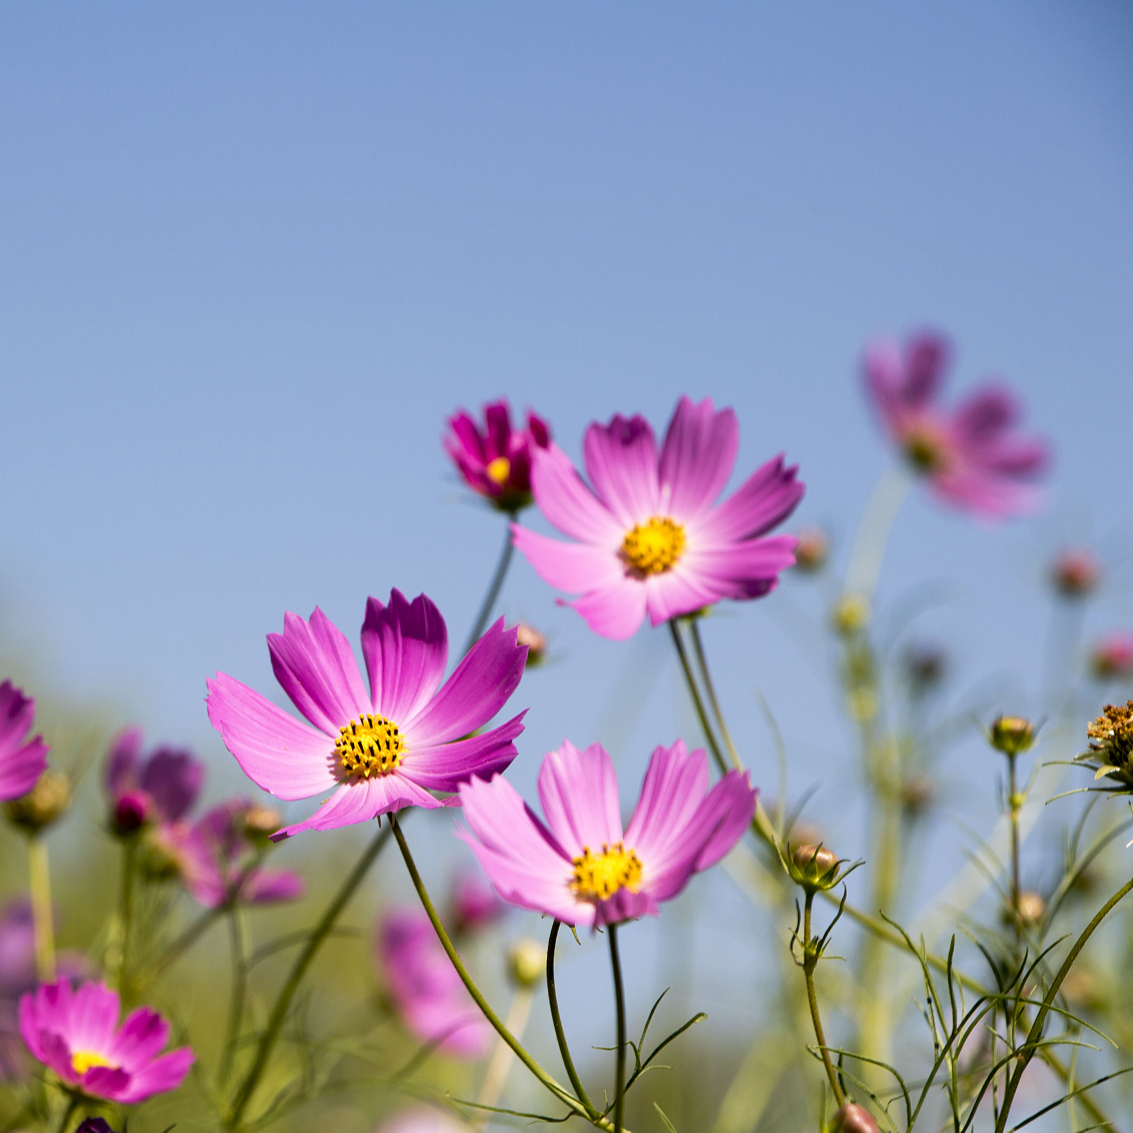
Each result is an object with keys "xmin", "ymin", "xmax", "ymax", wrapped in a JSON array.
[
  {"xmin": 507, "ymin": 937, "xmax": 545, "ymax": 989},
  {"xmin": 989, "ymin": 715, "xmax": 1035, "ymax": 756},
  {"xmin": 6, "ymin": 770, "xmax": 71, "ymax": 834}
]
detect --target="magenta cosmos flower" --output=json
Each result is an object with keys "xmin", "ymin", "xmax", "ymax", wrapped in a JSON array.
[
  {"xmin": 1091, "ymin": 632, "xmax": 1133, "ymax": 682},
  {"xmin": 445, "ymin": 399, "xmax": 551, "ymax": 513},
  {"xmin": 376, "ymin": 908, "xmax": 492, "ymax": 1059},
  {"xmin": 0, "ymin": 682, "xmax": 49, "ymax": 802},
  {"xmin": 103, "ymin": 728, "xmax": 204, "ymax": 834},
  {"xmin": 206, "ymin": 590, "xmax": 528, "ymax": 839},
  {"xmin": 864, "ymin": 331, "xmax": 1049, "ymax": 519},
  {"xmin": 512, "ymin": 397, "xmax": 803, "ymax": 641},
  {"xmin": 19, "ymin": 980, "xmax": 193, "ymax": 1103},
  {"xmin": 459, "ymin": 739, "xmax": 756, "ymax": 928}
]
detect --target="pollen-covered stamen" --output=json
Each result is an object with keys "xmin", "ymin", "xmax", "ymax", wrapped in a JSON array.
[
  {"xmin": 335, "ymin": 714, "xmax": 405, "ymax": 779},
  {"xmin": 72, "ymin": 1049, "xmax": 116, "ymax": 1075},
  {"xmin": 486, "ymin": 456, "xmax": 511, "ymax": 485},
  {"xmin": 621, "ymin": 517, "xmax": 685, "ymax": 576},
  {"xmin": 1087, "ymin": 701, "xmax": 1133, "ymax": 772},
  {"xmin": 570, "ymin": 842, "xmax": 643, "ymax": 902}
]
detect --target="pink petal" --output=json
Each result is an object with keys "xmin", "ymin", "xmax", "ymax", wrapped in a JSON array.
[
  {"xmin": 206, "ymin": 673, "xmax": 338, "ymax": 801},
  {"xmin": 975, "ymin": 437, "xmax": 1049, "ymax": 476},
  {"xmin": 68, "ymin": 981, "xmax": 121, "ymax": 1054},
  {"xmin": 681, "ymin": 535, "xmax": 799, "ymax": 600},
  {"xmin": 528, "ymin": 444, "xmax": 624, "ymax": 544},
  {"xmin": 110, "ymin": 1008, "xmax": 169, "ymax": 1070},
  {"xmin": 696, "ymin": 456, "xmax": 804, "ymax": 543},
  {"xmin": 116, "ymin": 1046, "xmax": 195, "ymax": 1104},
  {"xmin": 403, "ymin": 712, "xmax": 525, "ymax": 791},
  {"xmin": 0, "ymin": 681, "xmax": 35, "ymax": 751},
  {"xmin": 103, "ymin": 726, "xmax": 143, "ymax": 798},
  {"xmin": 537, "ymin": 741, "xmax": 623, "ymax": 858},
  {"xmin": 267, "ymin": 608, "xmax": 370, "ymax": 734},
  {"xmin": 624, "ymin": 741, "xmax": 710, "ymax": 860},
  {"xmin": 139, "ymin": 748, "xmax": 204, "ymax": 822},
  {"xmin": 242, "ymin": 869, "xmax": 305, "ymax": 904},
  {"xmin": 273, "ymin": 775, "xmax": 440, "ymax": 839},
  {"xmin": 0, "ymin": 736, "xmax": 48, "ymax": 801},
  {"xmin": 82, "ymin": 1065, "xmax": 131, "ymax": 1100},
  {"xmin": 361, "ymin": 590, "xmax": 449, "ymax": 723},
  {"xmin": 641, "ymin": 568, "xmax": 722, "ymax": 626},
  {"xmin": 564, "ymin": 577, "xmax": 648, "ymax": 641},
  {"xmin": 658, "ymin": 397, "xmax": 739, "ymax": 521},
  {"xmin": 951, "ymin": 384, "xmax": 1019, "ymax": 443},
  {"xmin": 510, "ymin": 525, "xmax": 623, "ymax": 593},
  {"xmin": 403, "ymin": 618, "xmax": 526, "ymax": 746},
  {"xmin": 582, "ymin": 415, "xmax": 661, "ymax": 528}
]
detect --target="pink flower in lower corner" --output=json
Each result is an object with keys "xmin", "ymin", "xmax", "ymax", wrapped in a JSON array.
[
  {"xmin": 864, "ymin": 331, "xmax": 1049, "ymax": 519},
  {"xmin": 19, "ymin": 980, "xmax": 193, "ymax": 1103},
  {"xmin": 512, "ymin": 397, "xmax": 803, "ymax": 640},
  {"xmin": 0, "ymin": 682, "xmax": 49, "ymax": 802},
  {"xmin": 377, "ymin": 909, "xmax": 491, "ymax": 1060},
  {"xmin": 207, "ymin": 590, "xmax": 528, "ymax": 839},
  {"xmin": 459, "ymin": 740, "xmax": 757, "ymax": 929}
]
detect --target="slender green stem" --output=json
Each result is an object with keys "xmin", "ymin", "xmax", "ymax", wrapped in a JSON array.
[
  {"xmin": 54, "ymin": 1095, "xmax": 78, "ymax": 1133},
  {"xmin": 226, "ymin": 823, "xmax": 391, "ymax": 1130},
  {"xmin": 608, "ymin": 925, "xmax": 627, "ymax": 1133},
  {"xmin": 1007, "ymin": 753, "xmax": 1022, "ymax": 931},
  {"xmin": 547, "ymin": 920, "xmax": 597, "ymax": 1117},
  {"xmin": 390, "ymin": 817, "xmax": 593, "ymax": 1122},
  {"xmin": 118, "ymin": 840, "xmax": 136, "ymax": 994},
  {"xmin": 994, "ymin": 872, "xmax": 1133, "ymax": 1132},
  {"xmin": 220, "ymin": 905, "xmax": 250, "ymax": 1088},
  {"xmin": 843, "ymin": 464, "xmax": 912, "ymax": 601},
  {"xmin": 688, "ymin": 619, "xmax": 742, "ymax": 771},
  {"xmin": 28, "ymin": 836, "xmax": 55, "ymax": 982},
  {"xmin": 803, "ymin": 893, "xmax": 845, "ymax": 1106},
  {"xmin": 462, "ymin": 524, "xmax": 516, "ymax": 657}
]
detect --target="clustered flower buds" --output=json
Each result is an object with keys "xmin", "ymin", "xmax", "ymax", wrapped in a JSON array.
[{"xmin": 989, "ymin": 715, "xmax": 1035, "ymax": 757}]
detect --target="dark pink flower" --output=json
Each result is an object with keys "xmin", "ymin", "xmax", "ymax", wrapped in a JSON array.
[
  {"xmin": 19, "ymin": 980, "xmax": 193, "ymax": 1103},
  {"xmin": 445, "ymin": 400, "xmax": 551, "ymax": 512},
  {"xmin": 103, "ymin": 729, "xmax": 204, "ymax": 832},
  {"xmin": 513, "ymin": 397, "xmax": 803, "ymax": 640},
  {"xmin": 376, "ymin": 909, "xmax": 491, "ymax": 1060},
  {"xmin": 864, "ymin": 331, "xmax": 1049, "ymax": 519},
  {"xmin": 207, "ymin": 590, "xmax": 527, "ymax": 839},
  {"xmin": 459, "ymin": 739, "xmax": 756, "ymax": 929},
  {"xmin": 0, "ymin": 682, "xmax": 49, "ymax": 802},
  {"xmin": 450, "ymin": 871, "xmax": 503, "ymax": 934},
  {"xmin": 1091, "ymin": 633, "xmax": 1133, "ymax": 681}
]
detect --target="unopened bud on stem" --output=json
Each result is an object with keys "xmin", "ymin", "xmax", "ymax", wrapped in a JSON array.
[
  {"xmin": 989, "ymin": 715, "xmax": 1035, "ymax": 757},
  {"xmin": 6, "ymin": 770, "xmax": 71, "ymax": 834},
  {"xmin": 831, "ymin": 1102, "xmax": 880, "ymax": 1133},
  {"xmin": 507, "ymin": 937, "xmax": 544, "ymax": 988}
]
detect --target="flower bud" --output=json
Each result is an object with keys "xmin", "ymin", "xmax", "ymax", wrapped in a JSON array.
[
  {"xmin": 989, "ymin": 715, "xmax": 1035, "ymax": 757},
  {"xmin": 1090, "ymin": 633, "xmax": 1133, "ymax": 681},
  {"xmin": 507, "ymin": 937, "xmax": 545, "ymax": 989},
  {"xmin": 831, "ymin": 593, "xmax": 870, "ymax": 636},
  {"xmin": 77, "ymin": 1120, "xmax": 118, "ymax": 1133},
  {"xmin": 904, "ymin": 645, "xmax": 946, "ymax": 693},
  {"xmin": 793, "ymin": 528, "xmax": 829, "ymax": 573},
  {"xmin": 789, "ymin": 843, "xmax": 843, "ymax": 892},
  {"xmin": 1017, "ymin": 891, "xmax": 1046, "ymax": 927},
  {"xmin": 900, "ymin": 775, "xmax": 935, "ymax": 814},
  {"xmin": 831, "ymin": 1103, "xmax": 880, "ymax": 1133},
  {"xmin": 514, "ymin": 623, "xmax": 548, "ymax": 668},
  {"xmin": 111, "ymin": 790, "xmax": 152, "ymax": 836},
  {"xmin": 6, "ymin": 770, "xmax": 71, "ymax": 834},
  {"xmin": 242, "ymin": 804, "xmax": 283, "ymax": 844},
  {"xmin": 1051, "ymin": 548, "xmax": 1100, "ymax": 598}
]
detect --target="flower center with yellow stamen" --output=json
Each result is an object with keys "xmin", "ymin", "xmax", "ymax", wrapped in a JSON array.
[
  {"xmin": 486, "ymin": 456, "xmax": 511, "ymax": 485},
  {"xmin": 1087, "ymin": 701, "xmax": 1133, "ymax": 773},
  {"xmin": 621, "ymin": 517, "xmax": 685, "ymax": 576},
  {"xmin": 72, "ymin": 1050, "xmax": 116, "ymax": 1076},
  {"xmin": 570, "ymin": 842, "xmax": 643, "ymax": 902},
  {"xmin": 903, "ymin": 428, "xmax": 947, "ymax": 473},
  {"xmin": 335, "ymin": 714, "xmax": 405, "ymax": 779}
]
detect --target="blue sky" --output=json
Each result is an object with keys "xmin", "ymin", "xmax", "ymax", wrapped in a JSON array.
[{"xmin": 1, "ymin": 1, "xmax": 1132, "ymax": 1048}]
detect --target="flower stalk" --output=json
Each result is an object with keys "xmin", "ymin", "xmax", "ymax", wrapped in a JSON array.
[
  {"xmin": 547, "ymin": 920, "xmax": 598, "ymax": 1118},
  {"xmin": 462, "ymin": 524, "xmax": 516, "ymax": 658},
  {"xmin": 608, "ymin": 924, "xmax": 627, "ymax": 1133},
  {"xmin": 802, "ymin": 890, "xmax": 845, "ymax": 1107},
  {"xmin": 28, "ymin": 835, "xmax": 56, "ymax": 982}
]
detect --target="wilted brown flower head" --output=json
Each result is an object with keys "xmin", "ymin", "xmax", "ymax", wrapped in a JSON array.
[{"xmin": 1083, "ymin": 701, "xmax": 1133, "ymax": 785}]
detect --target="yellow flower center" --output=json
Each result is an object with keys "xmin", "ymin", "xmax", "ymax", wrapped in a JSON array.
[
  {"xmin": 486, "ymin": 456, "xmax": 511, "ymax": 485},
  {"xmin": 72, "ymin": 1050, "xmax": 116, "ymax": 1076},
  {"xmin": 570, "ymin": 842, "xmax": 643, "ymax": 902},
  {"xmin": 903, "ymin": 428, "xmax": 947, "ymax": 473},
  {"xmin": 621, "ymin": 517, "xmax": 685, "ymax": 576},
  {"xmin": 335, "ymin": 714, "xmax": 405, "ymax": 779}
]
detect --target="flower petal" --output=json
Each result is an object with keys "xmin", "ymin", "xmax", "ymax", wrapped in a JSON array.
[
  {"xmin": 695, "ymin": 456, "xmax": 804, "ymax": 543},
  {"xmin": 115, "ymin": 1046, "xmax": 195, "ymax": 1104},
  {"xmin": 528, "ymin": 443, "xmax": 624, "ymax": 544},
  {"xmin": 267, "ymin": 608, "xmax": 370, "ymax": 734},
  {"xmin": 641, "ymin": 568, "xmax": 722, "ymax": 626},
  {"xmin": 563, "ymin": 578, "xmax": 648, "ymax": 641},
  {"xmin": 681, "ymin": 535, "xmax": 799, "ymax": 601},
  {"xmin": 103, "ymin": 727, "xmax": 143, "ymax": 799},
  {"xmin": 139, "ymin": 748, "xmax": 203, "ymax": 822},
  {"xmin": 582, "ymin": 415, "xmax": 660, "ymax": 528},
  {"xmin": 273, "ymin": 775, "xmax": 440, "ymax": 840},
  {"xmin": 0, "ymin": 736, "xmax": 48, "ymax": 801},
  {"xmin": 67, "ymin": 981, "xmax": 121, "ymax": 1055},
  {"xmin": 242, "ymin": 869, "xmax": 305, "ymax": 904},
  {"xmin": 206, "ymin": 673, "xmax": 338, "ymax": 801},
  {"xmin": 403, "ymin": 712, "xmax": 525, "ymax": 791},
  {"xmin": 404, "ymin": 618, "xmax": 526, "ymax": 746},
  {"xmin": 511, "ymin": 525, "xmax": 624, "ymax": 594},
  {"xmin": 537, "ymin": 741, "xmax": 623, "ymax": 858},
  {"xmin": 624, "ymin": 741, "xmax": 710, "ymax": 861},
  {"xmin": 109, "ymin": 1008, "xmax": 169, "ymax": 1070},
  {"xmin": 658, "ymin": 397, "xmax": 739, "ymax": 521},
  {"xmin": 0, "ymin": 682, "xmax": 35, "ymax": 751},
  {"xmin": 361, "ymin": 590, "xmax": 449, "ymax": 723}
]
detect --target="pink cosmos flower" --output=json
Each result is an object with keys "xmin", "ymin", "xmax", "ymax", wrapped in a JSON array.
[
  {"xmin": 177, "ymin": 799, "xmax": 304, "ymax": 908},
  {"xmin": 0, "ymin": 682, "xmax": 49, "ymax": 802},
  {"xmin": 864, "ymin": 331, "xmax": 1049, "ymax": 519},
  {"xmin": 206, "ymin": 590, "xmax": 528, "ymax": 839},
  {"xmin": 376, "ymin": 908, "xmax": 491, "ymax": 1060},
  {"xmin": 458, "ymin": 739, "xmax": 757, "ymax": 928},
  {"xmin": 1091, "ymin": 633, "xmax": 1133, "ymax": 682},
  {"xmin": 450, "ymin": 872, "xmax": 503, "ymax": 934},
  {"xmin": 445, "ymin": 399, "xmax": 551, "ymax": 513},
  {"xmin": 19, "ymin": 980, "xmax": 193, "ymax": 1103},
  {"xmin": 512, "ymin": 397, "xmax": 803, "ymax": 640},
  {"xmin": 103, "ymin": 728, "xmax": 204, "ymax": 834}
]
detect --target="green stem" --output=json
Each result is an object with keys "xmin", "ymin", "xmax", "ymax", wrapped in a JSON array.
[
  {"xmin": 118, "ymin": 840, "xmax": 136, "ymax": 994},
  {"xmin": 1007, "ymin": 753, "xmax": 1021, "ymax": 931},
  {"xmin": 994, "ymin": 872, "xmax": 1133, "ymax": 1132},
  {"xmin": 390, "ymin": 816, "xmax": 592, "ymax": 1121},
  {"xmin": 462, "ymin": 524, "xmax": 515, "ymax": 657},
  {"xmin": 28, "ymin": 836, "xmax": 55, "ymax": 982},
  {"xmin": 547, "ymin": 920, "xmax": 597, "ymax": 1118},
  {"xmin": 843, "ymin": 464, "xmax": 912, "ymax": 601},
  {"xmin": 608, "ymin": 924, "xmax": 627, "ymax": 1133},
  {"xmin": 226, "ymin": 823, "xmax": 391, "ymax": 1130},
  {"xmin": 54, "ymin": 1095, "xmax": 78, "ymax": 1133},
  {"xmin": 803, "ymin": 892, "xmax": 845, "ymax": 1106},
  {"xmin": 688, "ymin": 618, "xmax": 742, "ymax": 771},
  {"xmin": 220, "ymin": 905, "xmax": 250, "ymax": 1088}
]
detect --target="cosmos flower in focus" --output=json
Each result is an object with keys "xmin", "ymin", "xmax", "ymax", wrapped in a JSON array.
[
  {"xmin": 376, "ymin": 908, "xmax": 491, "ymax": 1060},
  {"xmin": 1091, "ymin": 633, "xmax": 1133, "ymax": 682},
  {"xmin": 0, "ymin": 682, "xmax": 49, "ymax": 803},
  {"xmin": 19, "ymin": 979, "xmax": 193, "ymax": 1103},
  {"xmin": 513, "ymin": 397, "xmax": 803, "ymax": 640},
  {"xmin": 103, "ymin": 728, "xmax": 204, "ymax": 835},
  {"xmin": 445, "ymin": 399, "xmax": 551, "ymax": 513},
  {"xmin": 459, "ymin": 739, "xmax": 756, "ymax": 928},
  {"xmin": 207, "ymin": 590, "xmax": 528, "ymax": 839},
  {"xmin": 864, "ymin": 331, "xmax": 1048, "ymax": 519}
]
